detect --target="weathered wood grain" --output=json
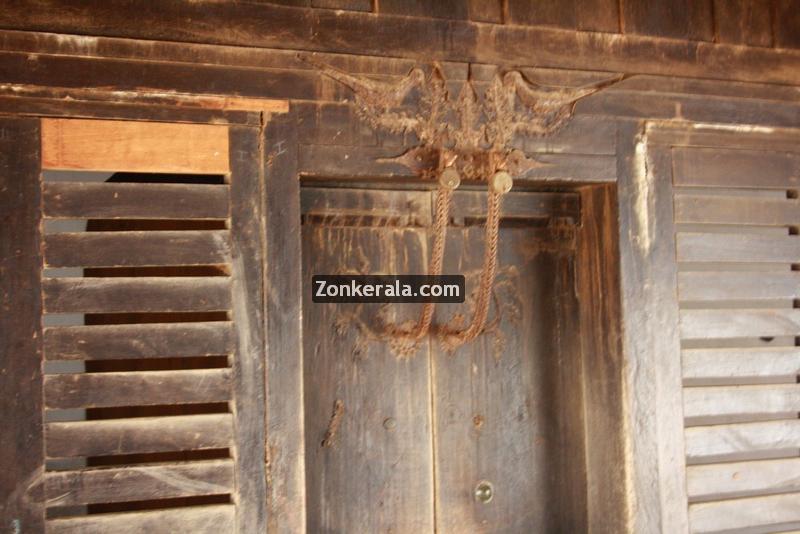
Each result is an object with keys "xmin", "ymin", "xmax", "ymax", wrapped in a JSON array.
[
  {"xmin": 677, "ymin": 234, "xmax": 800, "ymax": 264},
  {"xmin": 301, "ymin": 187, "xmax": 433, "ymax": 225},
  {"xmin": 228, "ymin": 126, "xmax": 269, "ymax": 533},
  {"xmin": 672, "ymin": 147, "xmax": 800, "ymax": 189},
  {"xmin": 675, "ymin": 195, "xmax": 800, "ymax": 226},
  {"xmin": 41, "ymin": 118, "xmax": 229, "ymax": 174},
  {"xmin": 576, "ymin": 184, "xmax": 628, "ymax": 532},
  {"xmin": 43, "ymin": 182, "xmax": 230, "ymax": 220},
  {"xmin": 685, "ymin": 419, "xmax": 800, "ymax": 458},
  {"xmin": 683, "ymin": 384, "xmax": 800, "ymax": 418},
  {"xmin": 42, "ymin": 277, "xmax": 231, "ymax": 314},
  {"xmin": 713, "ymin": 0, "xmax": 773, "ymax": 47},
  {"xmin": 2, "ymin": 2, "xmax": 798, "ymax": 85},
  {"xmin": 302, "ymin": 221, "xmax": 434, "ymax": 533},
  {"xmin": 615, "ymin": 125, "xmax": 689, "ymax": 532},
  {"xmin": 44, "ymin": 369, "xmax": 232, "ymax": 409},
  {"xmin": 682, "ymin": 348, "xmax": 800, "ymax": 380},
  {"xmin": 687, "ymin": 457, "xmax": 800, "ymax": 501},
  {"xmin": 263, "ymin": 111, "xmax": 307, "ymax": 533},
  {"xmin": 0, "ymin": 117, "xmax": 43, "ymax": 532},
  {"xmin": 44, "ymin": 230, "xmax": 230, "ymax": 268},
  {"xmin": 774, "ymin": 0, "xmax": 800, "ymax": 49},
  {"xmin": 689, "ymin": 493, "xmax": 800, "ymax": 533},
  {"xmin": 678, "ymin": 272, "xmax": 800, "ymax": 302},
  {"xmin": 46, "ymin": 504, "xmax": 235, "ymax": 534},
  {"xmin": 621, "ymin": 0, "xmax": 713, "ymax": 40},
  {"xmin": 45, "ymin": 459, "xmax": 235, "ymax": 506},
  {"xmin": 43, "ymin": 322, "xmax": 235, "ymax": 360},
  {"xmin": 432, "ymin": 224, "xmax": 586, "ymax": 532},
  {"xmin": 681, "ymin": 309, "xmax": 800, "ymax": 339},
  {"xmin": 45, "ymin": 414, "xmax": 234, "ymax": 458}
]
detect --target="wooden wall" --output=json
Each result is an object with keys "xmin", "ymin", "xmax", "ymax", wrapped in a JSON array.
[{"xmin": 0, "ymin": 1, "xmax": 799, "ymax": 533}]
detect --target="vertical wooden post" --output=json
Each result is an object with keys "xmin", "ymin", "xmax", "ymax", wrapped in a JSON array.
[
  {"xmin": 228, "ymin": 126, "xmax": 269, "ymax": 533},
  {"xmin": 615, "ymin": 120, "xmax": 689, "ymax": 533},
  {"xmin": 263, "ymin": 110, "xmax": 306, "ymax": 533},
  {"xmin": 0, "ymin": 118, "xmax": 44, "ymax": 532}
]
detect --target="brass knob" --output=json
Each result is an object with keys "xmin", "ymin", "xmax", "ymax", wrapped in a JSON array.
[
  {"xmin": 439, "ymin": 168, "xmax": 461, "ymax": 190},
  {"xmin": 489, "ymin": 171, "xmax": 513, "ymax": 194},
  {"xmin": 474, "ymin": 480, "xmax": 494, "ymax": 503}
]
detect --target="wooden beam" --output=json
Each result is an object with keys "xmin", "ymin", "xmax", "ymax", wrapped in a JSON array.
[
  {"xmin": 0, "ymin": 2, "xmax": 799, "ymax": 85},
  {"xmin": 0, "ymin": 117, "xmax": 43, "ymax": 533},
  {"xmin": 41, "ymin": 118, "xmax": 230, "ymax": 173},
  {"xmin": 615, "ymin": 123, "xmax": 689, "ymax": 532},
  {"xmin": 263, "ymin": 109, "xmax": 307, "ymax": 533}
]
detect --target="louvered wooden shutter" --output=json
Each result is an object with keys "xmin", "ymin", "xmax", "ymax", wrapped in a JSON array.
[
  {"xmin": 672, "ymin": 145, "xmax": 800, "ymax": 532},
  {"xmin": 1, "ymin": 118, "xmax": 267, "ymax": 533}
]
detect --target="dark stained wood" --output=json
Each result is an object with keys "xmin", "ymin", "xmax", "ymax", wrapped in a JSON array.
[
  {"xmin": 43, "ymin": 182, "xmax": 230, "ymax": 220},
  {"xmin": 677, "ymin": 233, "xmax": 800, "ymax": 264},
  {"xmin": 302, "ymin": 219, "xmax": 435, "ymax": 533},
  {"xmin": 228, "ymin": 126, "xmax": 269, "ymax": 533},
  {"xmin": 452, "ymin": 190, "xmax": 581, "ymax": 219},
  {"xmin": 42, "ymin": 277, "xmax": 231, "ymax": 314},
  {"xmin": 45, "ymin": 414, "xmax": 234, "ymax": 458},
  {"xmin": 262, "ymin": 110, "xmax": 307, "ymax": 533},
  {"xmin": 43, "ymin": 322, "xmax": 235, "ymax": 360},
  {"xmin": 431, "ymin": 223, "xmax": 587, "ymax": 532},
  {"xmin": 773, "ymin": 0, "xmax": 800, "ymax": 49},
  {"xmin": 466, "ymin": 0, "xmax": 502, "ymax": 23},
  {"xmin": 621, "ymin": 0, "xmax": 713, "ymax": 40},
  {"xmin": 44, "ymin": 369, "xmax": 232, "ymax": 409},
  {"xmin": 0, "ymin": 3, "xmax": 799, "ymax": 85},
  {"xmin": 299, "ymin": 145, "xmax": 616, "ymax": 182},
  {"xmin": 672, "ymin": 147, "xmax": 799, "ymax": 189},
  {"xmin": 0, "ymin": 117, "xmax": 43, "ymax": 532},
  {"xmin": 301, "ymin": 187, "xmax": 432, "ymax": 225},
  {"xmin": 379, "ymin": 0, "xmax": 468, "ymax": 19},
  {"xmin": 713, "ymin": 0, "xmax": 772, "ymax": 47},
  {"xmin": 47, "ymin": 504, "xmax": 235, "ymax": 534},
  {"xmin": 45, "ymin": 459, "xmax": 235, "ymax": 507},
  {"xmin": 507, "ymin": 0, "xmax": 619, "ymax": 32},
  {"xmin": 312, "ymin": 0, "xmax": 372, "ymax": 11},
  {"xmin": 575, "ymin": 184, "xmax": 628, "ymax": 531},
  {"xmin": 44, "ymin": 230, "xmax": 230, "ymax": 268},
  {"xmin": 614, "ymin": 123, "xmax": 689, "ymax": 532}
]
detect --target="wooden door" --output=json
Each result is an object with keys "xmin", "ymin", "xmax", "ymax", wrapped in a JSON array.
[{"xmin": 301, "ymin": 185, "xmax": 587, "ymax": 533}]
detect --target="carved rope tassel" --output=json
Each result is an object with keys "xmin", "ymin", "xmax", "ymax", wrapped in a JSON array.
[{"xmin": 441, "ymin": 171, "xmax": 512, "ymax": 347}]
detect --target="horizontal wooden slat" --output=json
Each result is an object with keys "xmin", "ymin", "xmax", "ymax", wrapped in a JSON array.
[
  {"xmin": 44, "ymin": 369, "xmax": 232, "ymax": 409},
  {"xmin": 452, "ymin": 190, "xmax": 580, "ymax": 219},
  {"xmin": 684, "ymin": 385, "xmax": 800, "ymax": 418},
  {"xmin": 688, "ymin": 458, "xmax": 800, "ymax": 501},
  {"xmin": 41, "ymin": 118, "xmax": 230, "ymax": 174},
  {"xmin": 681, "ymin": 309, "xmax": 800, "ymax": 339},
  {"xmin": 689, "ymin": 493, "xmax": 800, "ymax": 533},
  {"xmin": 43, "ymin": 182, "xmax": 230, "ymax": 220},
  {"xmin": 672, "ymin": 147, "xmax": 800, "ymax": 189},
  {"xmin": 683, "ymin": 348, "xmax": 800, "ymax": 380},
  {"xmin": 43, "ymin": 277, "xmax": 231, "ymax": 314},
  {"xmin": 45, "ymin": 459, "xmax": 235, "ymax": 506},
  {"xmin": 44, "ymin": 322, "xmax": 235, "ymax": 360},
  {"xmin": 679, "ymin": 272, "xmax": 800, "ymax": 301},
  {"xmin": 301, "ymin": 187, "xmax": 432, "ymax": 225},
  {"xmin": 44, "ymin": 230, "xmax": 230, "ymax": 268},
  {"xmin": 46, "ymin": 503, "xmax": 235, "ymax": 534},
  {"xmin": 677, "ymin": 233, "xmax": 800, "ymax": 264},
  {"xmin": 675, "ymin": 195, "xmax": 800, "ymax": 226},
  {"xmin": 46, "ymin": 414, "xmax": 234, "ymax": 458},
  {"xmin": 685, "ymin": 419, "xmax": 800, "ymax": 458}
]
